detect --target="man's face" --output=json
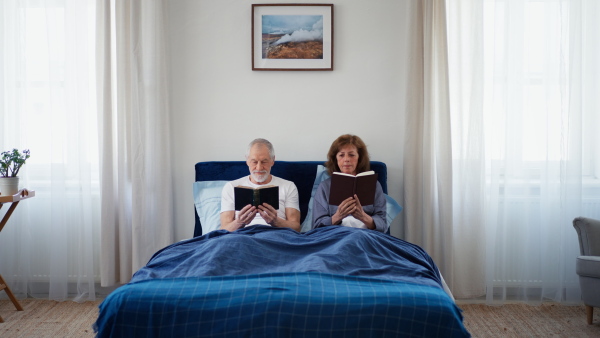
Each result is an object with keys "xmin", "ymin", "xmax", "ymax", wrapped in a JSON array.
[{"xmin": 246, "ymin": 144, "xmax": 274, "ymax": 184}]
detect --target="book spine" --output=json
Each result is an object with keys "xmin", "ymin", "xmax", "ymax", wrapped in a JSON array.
[{"xmin": 253, "ymin": 189, "xmax": 260, "ymax": 206}]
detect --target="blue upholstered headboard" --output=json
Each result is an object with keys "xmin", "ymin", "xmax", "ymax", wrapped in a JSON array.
[{"xmin": 194, "ymin": 161, "xmax": 388, "ymax": 237}]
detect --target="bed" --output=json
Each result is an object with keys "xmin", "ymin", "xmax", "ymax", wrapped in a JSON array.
[{"xmin": 94, "ymin": 161, "xmax": 470, "ymax": 337}]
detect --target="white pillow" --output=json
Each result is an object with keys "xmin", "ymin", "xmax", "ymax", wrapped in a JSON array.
[
  {"xmin": 193, "ymin": 181, "xmax": 228, "ymax": 235},
  {"xmin": 300, "ymin": 165, "xmax": 403, "ymax": 232}
]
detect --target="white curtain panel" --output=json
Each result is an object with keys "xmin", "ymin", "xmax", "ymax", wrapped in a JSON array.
[
  {"xmin": 403, "ymin": 0, "xmax": 456, "ymax": 292},
  {"xmin": 445, "ymin": 0, "xmax": 487, "ymax": 300},
  {"xmin": 96, "ymin": 0, "xmax": 174, "ymax": 286},
  {"xmin": 0, "ymin": 0, "xmax": 99, "ymax": 301},
  {"xmin": 447, "ymin": 0, "xmax": 600, "ymax": 303}
]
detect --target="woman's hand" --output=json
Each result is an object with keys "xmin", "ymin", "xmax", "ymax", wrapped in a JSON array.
[
  {"xmin": 350, "ymin": 194, "xmax": 376, "ymax": 230},
  {"xmin": 332, "ymin": 196, "xmax": 357, "ymax": 225}
]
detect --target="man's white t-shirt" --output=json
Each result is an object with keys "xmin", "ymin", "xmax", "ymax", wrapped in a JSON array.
[{"xmin": 221, "ymin": 175, "xmax": 300, "ymax": 226}]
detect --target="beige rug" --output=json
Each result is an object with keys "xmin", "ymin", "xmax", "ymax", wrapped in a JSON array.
[
  {"xmin": 1, "ymin": 299, "xmax": 600, "ymax": 337},
  {"xmin": 459, "ymin": 303, "xmax": 600, "ymax": 337},
  {"xmin": 0, "ymin": 299, "xmax": 100, "ymax": 337}
]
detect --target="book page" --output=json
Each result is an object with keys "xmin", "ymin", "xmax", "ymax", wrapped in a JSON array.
[
  {"xmin": 332, "ymin": 172, "xmax": 355, "ymax": 177},
  {"xmin": 332, "ymin": 171, "xmax": 374, "ymax": 177}
]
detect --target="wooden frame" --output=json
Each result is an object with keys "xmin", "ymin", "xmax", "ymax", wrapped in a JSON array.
[
  {"xmin": 252, "ymin": 4, "xmax": 333, "ymax": 71},
  {"xmin": 0, "ymin": 189, "xmax": 34, "ymax": 322}
]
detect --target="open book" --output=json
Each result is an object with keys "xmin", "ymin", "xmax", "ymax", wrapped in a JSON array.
[
  {"xmin": 329, "ymin": 171, "xmax": 378, "ymax": 206},
  {"xmin": 234, "ymin": 185, "xmax": 279, "ymax": 210}
]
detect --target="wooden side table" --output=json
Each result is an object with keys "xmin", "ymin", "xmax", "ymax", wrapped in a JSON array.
[{"xmin": 0, "ymin": 189, "xmax": 35, "ymax": 323}]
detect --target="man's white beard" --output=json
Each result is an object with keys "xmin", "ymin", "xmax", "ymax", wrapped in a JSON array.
[{"xmin": 252, "ymin": 171, "xmax": 269, "ymax": 183}]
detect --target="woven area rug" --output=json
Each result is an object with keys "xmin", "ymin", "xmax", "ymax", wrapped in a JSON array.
[
  {"xmin": 1, "ymin": 299, "xmax": 100, "ymax": 337},
  {"xmin": 2, "ymin": 299, "xmax": 600, "ymax": 337},
  {"xmin": 459, "ymin": 303, "xmax": 600, "ymax": 337}
]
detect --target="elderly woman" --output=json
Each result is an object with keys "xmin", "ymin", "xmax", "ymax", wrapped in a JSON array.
[{"xmin": 311, "ymin": 134, "xmax": 387, "ymax": 232}]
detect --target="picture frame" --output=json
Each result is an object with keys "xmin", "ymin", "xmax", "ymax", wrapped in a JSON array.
[{"xmin": 252, "ymin": 4, "xmax": 334, "ymax": 71}]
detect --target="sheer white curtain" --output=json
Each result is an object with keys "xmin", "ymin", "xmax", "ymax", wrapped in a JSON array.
[
  {"xmin": 96, "ymin": 0, "xmax": 174, "ymax": 286},
  {"xmin": 447, "ymin": 0, "xmax": 600, "ymax": 303},
  {"xmin": 403, "ymin": 0, "xmax": 458, "ymax": 292},
  {"xmin": 0, "ymin": 0, "xmax": 174, "ymax": 300},
  {"xmin": 0, "ymin": 0, "xmax": 99, "ymax": 301}
]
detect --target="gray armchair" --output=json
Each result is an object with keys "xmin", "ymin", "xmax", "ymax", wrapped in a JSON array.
[{"xmin": 573, "ymin": 217, "xmax": 600, "ymax": 325}]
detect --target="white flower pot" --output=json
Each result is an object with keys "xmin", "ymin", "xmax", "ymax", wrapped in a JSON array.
[{"xmin": 0, "ymin": 177, "xmax": 19, "ymax": 196}]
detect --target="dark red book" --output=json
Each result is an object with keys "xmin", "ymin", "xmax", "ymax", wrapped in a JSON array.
[
  {"xmin": 329, "ymin": 171, "xmax": 378, "ymax": 206},
  {"xmin": 234, "ymin": 185, "xmax": 279, "ymax": 210}
]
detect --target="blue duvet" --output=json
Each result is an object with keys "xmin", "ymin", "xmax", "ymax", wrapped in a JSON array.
[
  {"xmin": 95, "ymin": 226, "xmax": 470, "ymax": 337},
  {"xmin": 132, "ymin": 225, "xmax": 442, "ymax": 287}
]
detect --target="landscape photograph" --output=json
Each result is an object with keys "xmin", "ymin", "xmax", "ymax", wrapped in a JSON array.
[{"xmin": 261, "ymin": 15, "xmax": 324, "ymax": 59}]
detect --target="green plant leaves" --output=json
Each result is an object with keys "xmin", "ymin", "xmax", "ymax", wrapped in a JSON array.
[{"xmin": 0, "ymin": 149, "xmax": 30, "ymax": 177}]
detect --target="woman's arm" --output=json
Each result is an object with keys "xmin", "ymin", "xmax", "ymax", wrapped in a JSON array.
[
  {"xmin": 370, "ymin": 182, "xmax": 387, "ymax": 232},
  {"xmin": 312, "ymin": 179, "xmax": 334, "ymax": 229}
]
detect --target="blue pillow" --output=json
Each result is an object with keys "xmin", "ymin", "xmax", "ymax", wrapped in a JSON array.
[
  {"xmin": 300, "ymin": 165, "xmax": 403, "ymax": 232},
  {"xmin": 193, "ymin": 181, "xmax": 228, "ymax": 235},
  {"xmin": 385, "ymin": 194, "xmax": 403, "ymax": 227},
  {"xmin": 300, "ymin": 165, "xmax": 330, "ymax": 232}
]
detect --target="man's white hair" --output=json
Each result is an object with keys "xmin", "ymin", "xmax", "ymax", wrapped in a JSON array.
[{"xmin": 246, "ymin": 138, "xmax": 275, "ymax": 159}]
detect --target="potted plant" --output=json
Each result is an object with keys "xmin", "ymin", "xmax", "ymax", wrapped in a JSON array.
[{"xmin": 0, "ymin": 148, "xmax": 30, "ymax": 196}]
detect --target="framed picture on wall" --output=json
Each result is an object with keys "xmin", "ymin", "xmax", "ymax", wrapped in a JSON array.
[{"xmin": 252, "ymin": 4, "xmax": 334, "ymax": 71}]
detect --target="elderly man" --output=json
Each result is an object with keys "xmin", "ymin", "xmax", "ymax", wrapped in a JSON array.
[{"xmin": 220, "ymin": 138, "xmax": 301, "ymax": 232}]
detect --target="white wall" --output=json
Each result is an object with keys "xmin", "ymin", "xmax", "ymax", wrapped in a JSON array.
[{"xmin": 168, "ymin": 0, "xmax": 419, "ymax": 240}]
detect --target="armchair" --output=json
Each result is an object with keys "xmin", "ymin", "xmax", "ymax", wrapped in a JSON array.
[{"xmin": 573, "ymin": 217, "xmax": 600, "ymax": 325}]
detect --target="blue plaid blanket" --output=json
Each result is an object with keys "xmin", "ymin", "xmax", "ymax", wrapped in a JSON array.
[{"xmin": 94, "ymin": 226, "xmax": 470, "ymax": 337}]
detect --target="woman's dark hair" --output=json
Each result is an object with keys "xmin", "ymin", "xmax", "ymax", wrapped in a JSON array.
[{"xmin": 324, "ymin": 134, "xmax": 370, "ymax": 175}]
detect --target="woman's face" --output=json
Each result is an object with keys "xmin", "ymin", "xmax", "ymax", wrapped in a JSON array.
[{"xmin": 336, "ymin": 144, "xmax": 359, "ymax": 175}]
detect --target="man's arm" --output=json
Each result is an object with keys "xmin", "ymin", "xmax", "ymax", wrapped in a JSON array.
[
  {"xmin": 257, "ymin": 204, "xmax": 301, "ymax": 231},
  {"xmin": 220, "ymin": 210, "xmax": 242, "ymax": 232},
  {"xmin": 279, "ymin": 207, "xmax": 301, "ymax": 231}
]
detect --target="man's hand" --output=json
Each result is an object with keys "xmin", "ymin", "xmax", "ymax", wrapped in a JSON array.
[
  {"xmin": 256, "ymin": 204, "xmax": 301, "ymax": 232},
  {"xmin": 238, "ymin": 204, "xmax": 258, "ymax": 226},
  {"xmin": 220, "ymin": 204, "xmax": 257, "ymax": 232},
  {"xmin": 258, "ymin": 203, "xmax": 278, "ymax": 226}
]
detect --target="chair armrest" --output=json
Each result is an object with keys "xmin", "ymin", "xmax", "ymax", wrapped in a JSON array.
[
  {"xmin": 576, "ymin": 256, "xmax": 600, "ymax": 279},
  {"xmin": 573, "ymin": 217, "xmax": 600, "ymax": 256}
]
